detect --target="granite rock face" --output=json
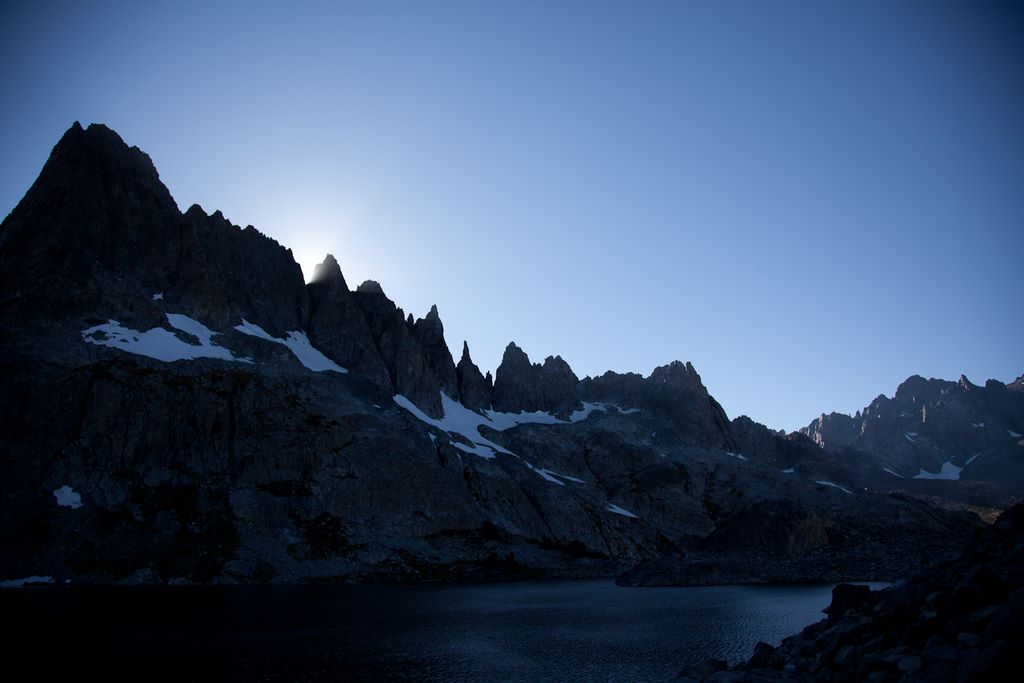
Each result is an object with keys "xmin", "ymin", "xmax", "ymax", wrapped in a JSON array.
[{"xmin": 0, "ymin": 123, "xmax": 1011, "ymax": 587}]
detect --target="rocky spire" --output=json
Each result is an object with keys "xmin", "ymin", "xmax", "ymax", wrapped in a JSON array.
[
  {"xmin": 410, "ymin": 304, "xmax": 459, "ymax": 401},
  {"xmin": 356, "ymin": 280, "xmax": 384, "ymax": 294},
  {"xmin": 350, "ymin": 288, "xmax": 459, "ymax": 417},
  {"xmin": 305, "ymin": 254, "xmax": 389, "ymax": 391},
  {"xmin": 457, "ymin": 341, "xmax": 492, "ymax": 411},
  {"xmin": 310, "ymin": 253, "xmax": 347, "ymax": 290}
]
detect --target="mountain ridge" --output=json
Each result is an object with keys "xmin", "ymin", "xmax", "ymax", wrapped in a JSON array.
[{"xmin": 0, "ymin": 122, "xmax": 1016, "ymax": 587}]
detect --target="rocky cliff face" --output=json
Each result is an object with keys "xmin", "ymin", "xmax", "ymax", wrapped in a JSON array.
[{"xmin": 0, "ymin": 123, "xmax": 1010, "ymax": 587}]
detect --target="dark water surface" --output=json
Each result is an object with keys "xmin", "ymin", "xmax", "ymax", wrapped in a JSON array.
[{"xmin": 4, "ymin": 580, "xmax": 878, "ymax": 681}]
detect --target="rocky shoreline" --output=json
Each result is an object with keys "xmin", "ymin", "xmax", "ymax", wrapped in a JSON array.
[{"xmin": 683, "ymin": 504, "xmax": 1024, "ymax": 681}]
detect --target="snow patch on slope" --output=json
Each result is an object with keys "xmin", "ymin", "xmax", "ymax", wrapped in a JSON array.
[
  {"xmin": 525, "ymin": 463, "xmax": 565, "ymax": 486},
  {"xmin": 816, "ymin": 480, "xmax": 854, "ymax": 494},
  {"xmin": 394, "ymin": 392, "xmax": 616, "ymax": 485},
  {"xmin": 53, "ymin": 485, "xmax": 81, "ymax": 509},
  {"xmin": 394, "ymin": 393, "xmax": 623, "ymax": 459},
  {"xmin": 913, "ymin": 462, "xmax": 962, "ymax": 481},
  {"xmin": 234, "ymin": 319, "xmax": 346, "ymax": 373},
  {"xmin": 82, "ymin": 315, "xmax": 244, "ymax": 364},
  {"xmin": 606, "ymin": 503, "xmax": 638, "ymax": 518},
  {"xmin": 0, "ymin": 576, "xmax": 54, "ymax": 588},
  {"xmin": 451, "ymin": 441, "xmax": 498, "ymax": 459}
]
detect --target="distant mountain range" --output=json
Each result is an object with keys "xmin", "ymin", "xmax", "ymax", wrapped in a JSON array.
[
  {"xmin": 802, "ymin": 374, "xmax": 1024, "ymax": 511},
  {"xmin": 0, "ymin": 123, "xmax": 1018, "ymax": 586}
]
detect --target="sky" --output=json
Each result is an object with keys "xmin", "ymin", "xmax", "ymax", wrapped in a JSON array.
[{"xmin": 1, "ymin": 1, "xmax": 1022, "ymax": 431}]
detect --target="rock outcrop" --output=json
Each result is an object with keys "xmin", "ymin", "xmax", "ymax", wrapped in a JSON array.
[
  {"xmin": 580, "ymin": 362, "xmax": 735, "ymax": 451},
  {"xmin": 686, "ymin": 503, "xmax": 1024, "ymax": 681},
  {"xmin": 805, "ymin": 411, "xmax": 860, "ymax": 449},
  {"xmin": 491, "ymin": 342, "xmax": 580, "ymax": 416}
]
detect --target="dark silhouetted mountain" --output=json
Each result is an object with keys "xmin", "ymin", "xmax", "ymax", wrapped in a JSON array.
[{"xmin": 0, "ymin": 123, "xmax": 1013, "ymax": 588}]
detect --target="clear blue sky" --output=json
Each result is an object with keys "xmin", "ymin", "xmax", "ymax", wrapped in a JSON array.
[{"xmin": 2, "ymin": 1, "xmax": 1022, "ymax": 431}]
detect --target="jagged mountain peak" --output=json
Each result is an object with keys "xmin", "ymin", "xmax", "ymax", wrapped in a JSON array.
[
  {"xmin": 502, "ymin": 340, "xmax": 528, "ymax": 357},
  {"xmin": 356, "ymin": 279, "xmax": 384, "ymax": 294},
  {"xmin": 456, "ymin": 339, "xmax": 491, "ymax": 411},
  {"xmin": 492, "ymin": 341, "xmax": 580, "ymax": 416},
  {"xmin": 45, "ymin": 121, "xmax": 167, "ymax": 195},
  {"xmin": 0, "ymin": 122, "xmax": 187, "ymax": 321},
  {"xmin": 893, "ymin": 374, "xmax": 936, "ymax": 401},
  {"xmin": 311, "ymin": 253, "xmax": 346, "ymax": 289},
  {"xmin": 55, "ymin": 120, "xmax": 130, "ymax": 154},
  {"xmin": 648, "ymin": 360, "xmax": 700, "ymax": 385},
  {"xmin": 411, "ymin": 305, "xmax": 446, "ymax": 344}
]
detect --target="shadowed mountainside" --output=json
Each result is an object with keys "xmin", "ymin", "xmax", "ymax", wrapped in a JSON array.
[{"xmin": 0, "ymin": 123, "xmax": 1015, "ymax": 586}]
